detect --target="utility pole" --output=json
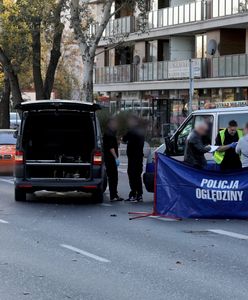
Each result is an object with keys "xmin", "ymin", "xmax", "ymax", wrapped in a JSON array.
[{"xmin": 189, "ymin": 59, "xmax": 194, "ymax": 114}]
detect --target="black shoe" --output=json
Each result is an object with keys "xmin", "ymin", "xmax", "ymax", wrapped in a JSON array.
[
  {"xmin": 125, "ymin": 195, "xmax": 136, "ymax": 202},
  {"xmin": 136, "ymin": 195, "xmax": 143, "ymax": 202},
  {"xmin": 110, "ymin": 196, "xmax": 124, "ymax": 202}
]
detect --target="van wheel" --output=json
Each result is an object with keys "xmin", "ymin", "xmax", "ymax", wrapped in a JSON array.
[
  {"xmin": 15, "ymin": 188, "xmax": 26, "ymax": 202},
  {"xmin": 92, "ymin": 190, "xmax": 104, "ymax": 203}
]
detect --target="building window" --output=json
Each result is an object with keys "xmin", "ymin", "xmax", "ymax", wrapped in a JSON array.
[{"xmin": 196, "ymin": 34, "xmax": 207, "ymax": 58}]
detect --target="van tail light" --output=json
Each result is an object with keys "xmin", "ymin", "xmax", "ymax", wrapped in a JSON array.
[
  {"xmin": 15, "ymin": 151, "xmax": 24, "ymax": 164},
  {"xmin": 93, "ymin": 151, "xmax": 103, "ymax": 165}
]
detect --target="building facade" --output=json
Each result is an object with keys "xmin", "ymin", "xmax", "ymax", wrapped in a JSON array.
[{"xmin": 94, "ymin": 0, "xmax": 248, "ymax": 136}]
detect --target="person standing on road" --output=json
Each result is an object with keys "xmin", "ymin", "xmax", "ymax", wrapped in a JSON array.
[
  {"xmin": 236, "ymin": 122, "xmax": 248, "ymax": 168},
  {"xmin": 214, "ymin": 120, "xmax": 243, "ymax": 171},
  {"xmin": 184, "ymin": 121, "xmax": 211, "ymax": 169},
  {"xmin": 122, "ymin": 115, "xmax": 145, "ymax": 202},
  {"xmin": 103, "ymin": 118, "xmax": 123, "ymax": 202}
]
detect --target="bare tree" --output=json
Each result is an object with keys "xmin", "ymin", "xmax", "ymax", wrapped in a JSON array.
[{"xmin": 70, "ymin": 0, "xmax": 146, "ymax": 102}]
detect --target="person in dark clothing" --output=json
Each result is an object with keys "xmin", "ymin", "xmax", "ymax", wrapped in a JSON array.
[
  {"xmin": 122, "ymin": 115, "xmax": 145, "ymax": 202},
  {"xmin": 214, "ymin": 120, "xmax": 243, "ymax": 171},
  {"xmin": 103, "ymin": 118, "xmax": 123, "ymax": 202},
  {"xmin": 184, "ymin": 121, "xmax": 211, "ymax": 169}
]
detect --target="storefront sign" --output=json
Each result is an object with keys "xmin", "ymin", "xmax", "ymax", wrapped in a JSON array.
[{"xmin": 168, "ymin": 59, "xmax": 202, "ymax": 79}]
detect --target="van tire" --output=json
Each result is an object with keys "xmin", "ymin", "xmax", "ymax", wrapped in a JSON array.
[
  {"xmin": 92, "ymin": 190, "xmax": 104, "ymax": 203},
  {"xmin": 15, "ymin": 188, "xmax": 26, "ymax": 202}
]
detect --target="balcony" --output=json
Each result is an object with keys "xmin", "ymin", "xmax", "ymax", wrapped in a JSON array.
[
  {"xmin": 211, "ymin": 54, "xmax": 248, "ymax": 77},
  {"xmin": 101, "ymin": 0, "xmax": 248, "ymax": 39},
  {"xmin": 94, "ymin": 54, "xmax": 248, "ymax": 84},
  {"xmin": 148, "ymin": 0, "xmax": 248, "ymax": 29},
  {"xmin": 94, "ymin": 65, "xmax": 132, "ymax": 84},
  {"xmin": 102, "ymin": 16, "xmax": 135, "ymax": 38}
]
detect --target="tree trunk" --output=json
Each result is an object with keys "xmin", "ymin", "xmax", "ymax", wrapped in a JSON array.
[
  {"xmin": 82, "ymin": 58, "xmax": 94, "ymax": 102},
  {"xmin": 0, "ymin": 73, "xmax": 10, "ymax": 129},
  {"xmin": 31, "ymin": 18, "xmax": 45, "ymax": 100},
  {"xmin": 43, "ymin": 25, "xmax": 64, "ymax": 99},
  {"xmin": 43, "ymin": 0, "xmax": 65, "ymax": 99},
  {"xmin": 0, "ymin": 47, "xmax": 23, "ymax": 108}
]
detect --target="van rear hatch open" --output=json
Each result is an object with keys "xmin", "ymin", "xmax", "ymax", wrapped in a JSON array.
[{"xmin": 17, "ymin": 100, "xmax": 101, "ymax": 180}]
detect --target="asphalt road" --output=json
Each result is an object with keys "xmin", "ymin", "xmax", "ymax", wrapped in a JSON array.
[{"xmin": 1, "ymin": 162, "xmax": 248, "ymax": 299}]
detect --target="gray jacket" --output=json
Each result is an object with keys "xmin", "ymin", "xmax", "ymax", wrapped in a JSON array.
[{"xmin": 236, "ymin": 134, "xmax": 248, "ymax": 168}]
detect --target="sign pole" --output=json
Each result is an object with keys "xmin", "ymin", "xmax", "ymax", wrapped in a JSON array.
[{"xmin": 189, "ymin": 59, "xmax": 194, "ymax": 114}]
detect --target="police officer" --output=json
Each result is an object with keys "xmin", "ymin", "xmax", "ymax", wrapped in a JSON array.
[
  {"xmin": 122, "ymin": 115, "xmax": 145, "ymax": 202},
  {"xmin": 103, "ymin": 118, "xmax": 123, "ymax": 202},
  {"xmin": 214, "ymin": 120, "xmax": 243, "ymax": 171}
]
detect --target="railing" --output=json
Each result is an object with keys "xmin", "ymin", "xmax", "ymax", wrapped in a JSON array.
[
  {"xmin": 94, "ymin": 64, "xmax": 132, "ymax": 84},
  {"xmin": 148, "ymin": 0, "xmax": 204, "ymax": 29},
  {"xmin": 94, "ymin": 55, "xmax": 248, "ymax": 84},
  {"xmin": 212, "ymin": 0, "xmax": 248, "ymax": 18},
  {"xmin": 147, "ymin": 0, "xmax": 248, "ymax": 30},
  {"xmin": 94, "ymin": 58, "xmax": 207, "ymax": 83},
  {"xmin": 102, "ymin": 16, "xmax": 135, "ymax": 38},
  {"xmin": 211, "ymin": 54, "xmax": 248, "ymax": 77},
  {"xmin": 138, "ymin": 59, "xmax": 207, "ymax": 81}
]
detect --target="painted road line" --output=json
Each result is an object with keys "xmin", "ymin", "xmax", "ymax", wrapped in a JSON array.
[
  {"xmin": 0, "ymin": 178, "xmax": 14, "ymax": 184},
  {"xmin": 100, "ymin": 203, "xmax": 112, "ymax": 207},
  {"xmin": 60, "ymin": 244, "xmax": 111, "ymax": 263},
  {"xmin": 149, "ymin": 216, "xmax": 178, "ymax": 222},
  {"xmin": 0, "ymin": 219, "xmax": 9, "ymax": 224},
  {"xmin": 208, "ymin": 229, "xmax": 248, "ymax": 240}
]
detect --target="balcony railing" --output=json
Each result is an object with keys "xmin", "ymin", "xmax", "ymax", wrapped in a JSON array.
[
  {"xmin": 138, "ymin": 59, "xmax": 207, "ymax": 81},
  {"xmin": 102, "ymin": 16, "xmax": 135, "ymax": 38},
  {"xmin": 94, "ymin": 55, "xmax": 248, "ymax": 84},
  {"xmin": 148, "ymin": 0, "xmax": 205, "ymax": 29},
  {"xmin": 211, "ymin": 54, "xmax": 248, "ymax": 77},
  {"xmin": 94, "ymin": 64, "xmax": 132, "ymax": 84}
]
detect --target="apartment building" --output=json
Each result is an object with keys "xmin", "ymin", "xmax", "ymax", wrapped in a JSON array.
[{"xmin": 94, "ymin": 0, "xmax": 248, "ymax": 135}]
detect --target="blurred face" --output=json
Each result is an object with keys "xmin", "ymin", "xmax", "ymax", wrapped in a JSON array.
[
  {"xmin": 244, "ymin": 127, "xmax": 248, "ymax": 135},
  {"xmin": 228, "ymin": 126, "xmax": 237, "ymax": 136},
  {"xmin": 109, "ymin": 119, "xmax": 118, "ymax": 131},
  {"xmin": 128, "ymin": 117, "xmax": 138, "ymax": 128},
  {"xmin": 195, "ymin": 123, "xmax": 208, "ymax": 136}
]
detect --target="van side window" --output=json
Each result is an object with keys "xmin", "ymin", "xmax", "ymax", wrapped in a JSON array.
[
  {"xmin": 175, "ymin": 115, "xmax": 213, "ymax": 155},
  {"xmin": 175, "ymin": 117, "xmax": 194, "ymax": 154},
  {"xmin": 218, "ymin": 113, "xmax": 248, "ymax": 131}
]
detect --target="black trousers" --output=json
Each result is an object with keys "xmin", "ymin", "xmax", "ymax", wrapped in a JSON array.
[
  {"xmin": 127, "ymin": 157, "xmax": 143, "ymax": 196},
  {"xmin": 105, "ymin": 158, "xmax": 118, "ymax": 200}
]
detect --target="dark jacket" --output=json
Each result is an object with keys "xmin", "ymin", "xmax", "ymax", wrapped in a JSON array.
[
  {"xmin": 122, "ymin": 127, "xmax": 144, "ymax": 160},
  {"xmin": 184, "ymin": 130, "xmax": 210, "ymax": 169},
  {"xmin": 103, "ymin": 129, "xmax": 118, "ymax": 162}
]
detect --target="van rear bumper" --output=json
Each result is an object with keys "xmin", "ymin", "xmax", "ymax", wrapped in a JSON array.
[{"xmin": 15, "ymin": 178, "xmax": 103, "ymax": 193}]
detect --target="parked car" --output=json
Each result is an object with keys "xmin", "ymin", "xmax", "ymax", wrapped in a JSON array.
[
  {"xmin": 0, "ymin": 129, "xmax": 16, "ymax": 175},
  {"xmin": 10, "ymin": 112, "xmax": 21, "ymax": 129},
  {"xmin": 144, "ymin": 106, "xmax": 248, "ymax": 193},
  {"xmin": 14, "ymin": 100, "xmax": 107, "ymax": 202}
]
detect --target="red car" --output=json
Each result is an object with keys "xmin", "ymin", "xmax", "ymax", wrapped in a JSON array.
[{"xmin": 0, "ymin": 129, "xmax": 16, "ymax": 175}]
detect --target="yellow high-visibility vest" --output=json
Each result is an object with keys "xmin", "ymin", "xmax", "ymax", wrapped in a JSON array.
[{"xmin": 214, "ymin": 129, "xmax": 243, "ymax": 164}]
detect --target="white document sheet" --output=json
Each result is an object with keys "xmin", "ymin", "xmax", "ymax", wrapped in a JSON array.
[{"xmin": 208, "ymin": 146, "xmax": 219, "ymax": 153}]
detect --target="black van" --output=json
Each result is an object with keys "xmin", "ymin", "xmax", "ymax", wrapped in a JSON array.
[{"xmin": 14, "ymin": 100, "xmax": 106, "ymax": 202}]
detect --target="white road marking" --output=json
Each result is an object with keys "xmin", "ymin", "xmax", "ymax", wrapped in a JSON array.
[
  {"xmin": 100, "ymin": 203, "xmax": 112, "ymax": 207},
  {"xmin": 208, "ymin": 229, "xmax": 248, "ymax": 240},
  {"xmin": 118, "ymin": 169, "xmax": 127, "ymax": 174},
  {"xmin": 60, "ymin": 244, "xmax": 110, "ymax": 263},
  {"xmin": 0, "ymin": 178, "xmax": 14, "ymax": 184},
  {"xmin": 149, "ymin": 216, "xmax": 177, "ymax": 222},
  {"xmin": 0, "ymin": 219, "xmax": 9, "ymax": 224}
]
